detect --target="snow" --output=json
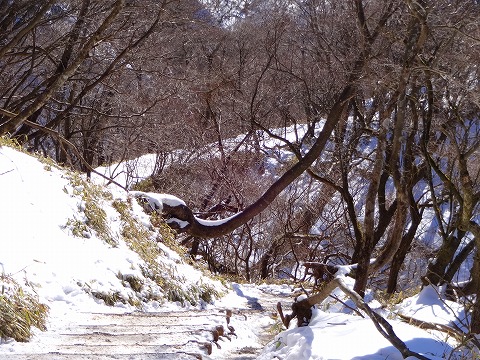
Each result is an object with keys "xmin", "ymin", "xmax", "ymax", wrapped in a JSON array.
[
  {"xmin": 92, "ymin": 125, "xmax": 316, "ymax": 190},
  {"xmin": 259, "ymin": 309, "xmax": 453, "ymax": 360},
  {"xmin": 94, "ymin": 152, "xmax": 168, "ymax": 188},
  {"xmin": 131, "ymin": 190, "xmax": 240, "ymax": 227},
  {"xmin": 397, "ymin": 286, "xmax": 468, "ymax": 332},
  {"xmin": 130, "ymin": 191, "xmax": 187, "ymax": 212},
  {"xmin": 258, "ymin": 281, "xmax": 467, "ymax": 360},
  {"xmin": 0, "ymin": 146, "xmax": 227, "ymax": 350},
  {"xmin": 0, "ymin": 144, "xmax": 475, "ymax": 359},
  {"xmin": 195, "ymin": 213, "xmax": 239, "ymax": 226}
]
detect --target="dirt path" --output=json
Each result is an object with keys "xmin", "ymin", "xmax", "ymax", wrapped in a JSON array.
[{"xmin": 0, "ymin": 285, "xmax": 292, "ymax": 360}]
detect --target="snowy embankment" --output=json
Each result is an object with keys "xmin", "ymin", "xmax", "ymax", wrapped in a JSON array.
[
  {"xmin": 259, "ymin": 279, "xmax": 467, "ymax": 360},
  {"xmin": 0, "ymin": 145, "xmax": 223, "ymax": 312},
  {"xmin": 0, "ymin": 144, "xmax": 264, "ymax": 358}
]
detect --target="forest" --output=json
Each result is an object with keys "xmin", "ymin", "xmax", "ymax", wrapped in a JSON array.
[{"xmin": 1, "ymin": 0, "xmax": 479, "ymax": 337}]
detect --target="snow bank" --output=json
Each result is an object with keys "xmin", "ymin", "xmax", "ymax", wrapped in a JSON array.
[
  {"xmin": 259, "ymin": 308, "xmax": 453, "ymax": 360},
  {"xmin": 397, "ymin": 285, "xmax": 468, "ymax": 331},
  {"xmin": 0, "ymin": 146, "xmax": 224, "ymax": 316}
]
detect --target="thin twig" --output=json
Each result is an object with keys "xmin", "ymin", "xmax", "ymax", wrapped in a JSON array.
[
  {"xmin": 23, "ymin": 120, "xmax": 127, "ymax": 191},
  {"xmin": 0, "ymin": 169, "xmax": 14, "ymax": 176},
  {"xmin": 328, "ymin": 293, "xmax": 365, "ymax": 318},
  {"xmin": 335, "ymin": 276, "xmax": 431, "ymax": 360}
]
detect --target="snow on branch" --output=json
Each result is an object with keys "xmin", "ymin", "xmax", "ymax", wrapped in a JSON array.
[
  {"xmin": 130, "ymin": 191, "xmax": 240, "ymax": 235},
  {"xmin": 128, "ymin": 85, "xmax": 354, "ymax": 238},
  {"xmin": 130, "ymin": 191, "xmax": 186, "ymax": 213}
]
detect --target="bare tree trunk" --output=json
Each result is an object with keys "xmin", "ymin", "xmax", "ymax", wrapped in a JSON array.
[
  {"xmin": 468, "ymin": 224, "xmax": 480, "ymax": 333},
  {"xmin": 353, "ymin": 120, "xmax": 388, "ymax": 295},
  {"xmin": 158, "ymin": 82, "xmax": 355, "ymax": 238},
  {"xmin": 0, "ymin": 0, "xmax": 126, "ymax": 135}
]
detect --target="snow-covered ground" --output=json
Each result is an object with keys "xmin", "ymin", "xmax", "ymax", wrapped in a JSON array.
[
  {"xmin": 259, "ymin": 284, "xmax": 467, "ymax": 360},
  {"xmin": 0, "ymin": 143, "xmax": 475, "ymax": 359},
  {"xmin": 92, "ymin": 126, "xmax": 315, "ymax": 189}
]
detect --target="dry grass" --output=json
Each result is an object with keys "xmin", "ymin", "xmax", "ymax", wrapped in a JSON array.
[
  {"xmin": 113, "ymin": 198, "xmax": 222, "ymax": 305},
  {"xmin": 0, "ymin": 275, "xmax": 49, "ymax": 342},
  {"xmin": 67, "ymin": 173, "xmax": 116, "ymax": 246}
]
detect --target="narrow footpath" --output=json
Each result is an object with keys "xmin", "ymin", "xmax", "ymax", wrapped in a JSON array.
[{"xmin": 0, "ymin": 284, "xmax": 293, "ymax": 360}]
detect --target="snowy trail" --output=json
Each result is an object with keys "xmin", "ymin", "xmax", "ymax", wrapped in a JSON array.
[
  {"xmin": 0, "ymin": 147, "xmax": 296, "ymax": 360},
  {"xmin": 0, "ymin": 285, "xmax": 292, "ymax": 360}
]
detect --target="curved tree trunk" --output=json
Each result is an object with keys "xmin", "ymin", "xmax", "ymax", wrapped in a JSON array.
[{"xmin": 158, "ymin": 82, "xmax": 355, "ymax": 238}]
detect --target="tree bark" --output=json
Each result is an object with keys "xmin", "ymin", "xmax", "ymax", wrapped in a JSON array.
[
  {"xmin": 154, "ymin": 83, "xmax": 354, "ymax": 238},
  {"xmin": 0, "ymin": 0, "xmax": 126, "ymax": 136}
]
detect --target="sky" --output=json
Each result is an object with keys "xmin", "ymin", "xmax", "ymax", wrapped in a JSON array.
[{"xmin": 0, "ymin": 143, "xmax": 476, "ymax": 359}]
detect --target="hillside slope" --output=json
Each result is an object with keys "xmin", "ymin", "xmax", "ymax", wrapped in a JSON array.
[
  {"xmin": 0, "ymin": 142, "xmax": 303, "ymax": 360},
  {"xmin": 0, "ymin": 143, "xmax": 225, "ymax": 328},
  {"xmin": 0, "ymin": 143, "xmax": 474, "ymax": 360}
]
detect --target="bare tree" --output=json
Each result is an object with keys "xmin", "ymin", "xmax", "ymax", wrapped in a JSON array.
[{"xmin": 3, "ymin": 0, "xmax": 480, "ymax": 335}]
